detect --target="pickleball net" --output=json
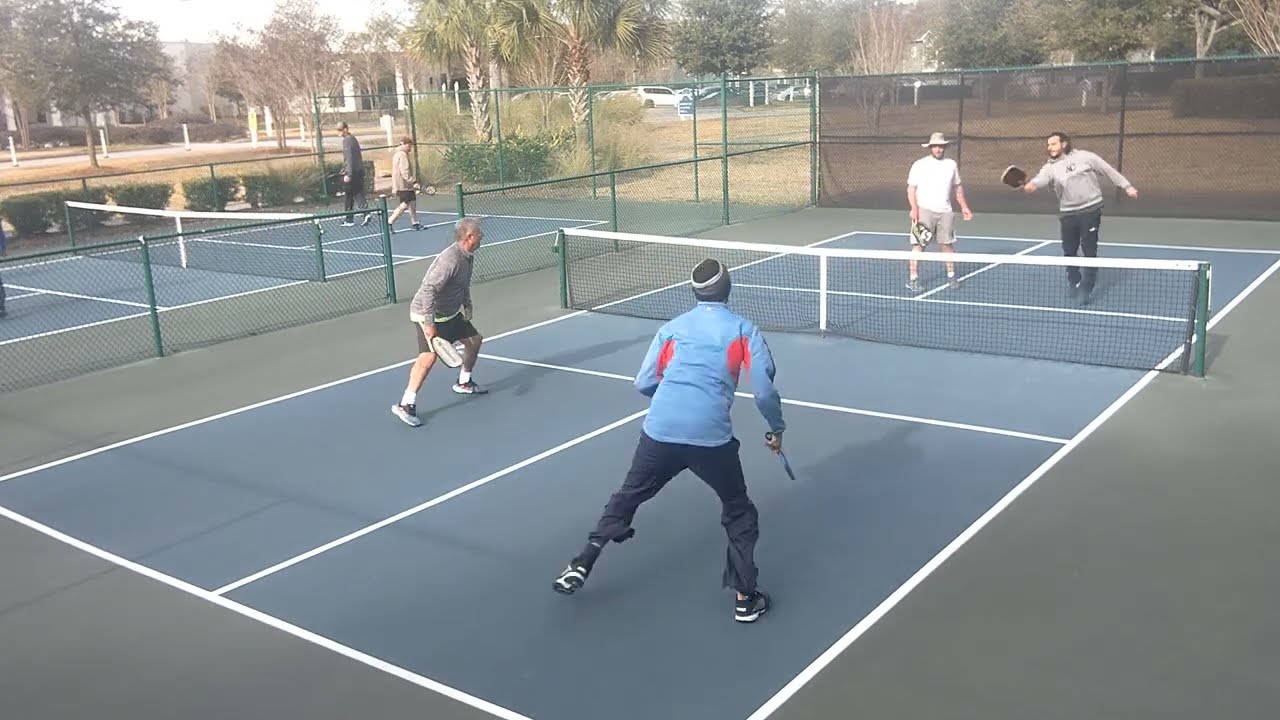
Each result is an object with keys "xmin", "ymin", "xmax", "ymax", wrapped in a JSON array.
[
  {"xmin": 63, "ymin": 200, "xmax": 365, "ymax": 282},
  {"xmin": 555, "ymin": 227, "xmax": 1213, "ymax": 375}
]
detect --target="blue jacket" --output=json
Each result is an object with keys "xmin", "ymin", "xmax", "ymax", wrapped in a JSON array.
[{"xmin": 634, "ymin": 302, "xmax": 785, "ymax": 447}]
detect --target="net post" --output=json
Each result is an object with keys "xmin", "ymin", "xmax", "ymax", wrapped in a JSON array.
[
  {"xmin": 1193, "ymin": 262, "xmax": 1211, "ymax": 377},
  {"xmin": 720, "ymin": 73, "xmax": 729, "ymax": 226},
  {"xmin": 557, "ymin": 229, "xmax": 568, "ymax": 308},
  {"xmin": 138, "ymin": 236, "xmax": 165, "ymax": 358},
  {"xmin": 379, "ymin": 195, "xmax": 396, "ymax": 303},
  {"xmin": 455, "ymin": 182, "xmax": 465, "ymax": 217},
  {"xmin": 174, "ymin": 215, "xmax": 188, "ymax": 269},
  {"xmin": 63, "ymin": 202, "xmax": 77, "ymax": 250},
  {"xmin": 313, "ymin": 219, "xmax": 327, "ymax": 281},
  {"xmin": 818, "ymin": 252, "xmax": 828, "ymax": 335}
]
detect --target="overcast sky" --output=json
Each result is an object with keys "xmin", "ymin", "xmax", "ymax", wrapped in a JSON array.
[{"xmin": 113, "ymin": 0, "xmax": 412, "ymax": 44}]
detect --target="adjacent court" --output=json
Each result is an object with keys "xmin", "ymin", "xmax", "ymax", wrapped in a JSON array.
[
  {"xmin": 0, "ymin": 207, "xmax": 605, "ymax": 347},
  {"xmin": 0, "ymin": 225, "xmax": 1277, "ymax": 720}
]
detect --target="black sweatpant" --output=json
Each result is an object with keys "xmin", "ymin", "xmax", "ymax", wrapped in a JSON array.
[
  {"xmin": 1059, "ymin": 206, "xmax": 1103, "ymax": 291},
  {"xmin": 343, "ymin": 170, "xmax": 367, "ymax": 220},
  {"xmin": 582, "ymin": 431, "xmax": 760, "ymax": 594}
]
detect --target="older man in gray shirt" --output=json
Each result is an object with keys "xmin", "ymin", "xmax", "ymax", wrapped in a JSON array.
[
  {"xmin": 1020, "ymin": 131, "xmax": 1138, "ymax": 304},
  {"xmin": 337, "ymin": 122, "xmax": 370, "ymax": 227},
  {"xmin": 392, "ymin": 217, "xmax": 486, "ymax": 427}
]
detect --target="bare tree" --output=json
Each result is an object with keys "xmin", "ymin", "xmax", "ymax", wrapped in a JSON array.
[
  {"xmin": 849, "ymin": 0, "xmax": 915, "ymax": 134},
  {"xmin": 343, "ymin": 12, "xmax": 405, "ymax": 108},
  {"xmin": 216, "ymin": 0, "xmax": 347, "ymax": 149},
  {"xmin": 1232, "ymin": 0, "xmax": 1280, "ymax": 53}
]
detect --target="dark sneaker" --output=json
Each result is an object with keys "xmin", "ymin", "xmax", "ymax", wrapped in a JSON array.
[
  {"xmin": 906, "ymin": 277, "xmax": 924, "ymax": 293},
  {"xmin": 392, "ymin": 403, "xmax": 421, "ymax": 427},
  {"xmin": 735, "ymin": 590, "xmax": 770, "ymax": 623}
]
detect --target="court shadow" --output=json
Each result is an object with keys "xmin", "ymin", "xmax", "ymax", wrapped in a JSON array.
[{"xmin": 487, "ymin": 333, "xmax": 653, "ymax": 398}]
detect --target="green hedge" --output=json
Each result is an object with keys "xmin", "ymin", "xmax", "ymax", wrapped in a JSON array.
[
  {"xmin": 443, "ymin": 131, "xmax": 571, "ymax": 184},
  {"xmin": 0, "ymin": 187, "xmax": 108, "ymax": 237},
  {"xmin": 1171, "ymin": 73, "xmax": 1280, "ymax": 119}
]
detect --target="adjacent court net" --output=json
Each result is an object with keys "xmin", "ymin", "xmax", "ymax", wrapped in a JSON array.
[
  {"xmin": 64, "ymin": 201, "xmax": 344, "ymax": 282},
  {"xmin": 556, "ymin": 228, "xmax": 1212, "ymax": 374}
]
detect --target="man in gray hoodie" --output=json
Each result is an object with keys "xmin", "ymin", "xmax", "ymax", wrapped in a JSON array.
[{"xmin": 1020, "ymin": 131, "xmax": 1138, "ymax": 304}]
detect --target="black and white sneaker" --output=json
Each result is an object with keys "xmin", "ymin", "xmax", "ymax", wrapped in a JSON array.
[
  {"xmin": 735, "ymin": 590, "xmax": 771, "ymax": 623},
  {"xmin": 553, "ymin": 562, "xmax": 591, "ymax": 595}
]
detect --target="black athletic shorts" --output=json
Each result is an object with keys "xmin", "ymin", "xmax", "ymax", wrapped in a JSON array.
[
  {"xmin": 413, "ymin": 312, "xmax": 477, "ymax": 353},
  {"xmin": 396, "ymin": 189, "xmax": 416, "ymax": 205}
]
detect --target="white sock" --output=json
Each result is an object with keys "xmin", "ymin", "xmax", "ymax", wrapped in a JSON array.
[
  {"xmin": 458, "ymin": 369, "xmax": 471, "ymax": 384},
  {"xmin": 401, "ymin": 391, "xmax": 416, "ymax": 406},
  {"xmin": 948, "ymin": 270, "xmax": 955, "ymax": 277}
]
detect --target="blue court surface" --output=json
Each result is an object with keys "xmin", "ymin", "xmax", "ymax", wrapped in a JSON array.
[
  {"xmin": 1, "ymin": 228, "xmax": 1278, "ymax": 720},
  {"xmin": 0, "ymin": 210, "xmax": 606, "ymax": 346}
]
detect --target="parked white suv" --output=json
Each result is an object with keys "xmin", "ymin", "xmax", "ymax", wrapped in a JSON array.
[{"xmin": 633, "ymin": 86, "xmax": 682, "ymax": 107}]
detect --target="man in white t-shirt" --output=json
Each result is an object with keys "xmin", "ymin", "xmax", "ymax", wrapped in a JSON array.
[{"xmin": 906, "ymin": 132, "xmax": 973, "ymax": 293}]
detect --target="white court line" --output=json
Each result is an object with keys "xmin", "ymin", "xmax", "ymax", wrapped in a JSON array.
[
  {"xmin": 733, "ymin": 283, "xmax": 1188, "ymax": 323},
  {"xmin": 850, "ymin": 230, "xmax": 1280, "ymax": 256},
  {"xmin": 914, "ymin": 240, "xmax": 1056, "ymax": 300},
  {"xmin": 0, "ymin": 311, "xmax": 155, "ymax": 348},
  {"xmin": 741, "ymin": 254, "xmax": 1280, "ymax": 720},
  {"xmin": 6, "ymin": 284, "xmax": 167, "ymax": 310},
  {"xmin": 475, "ymin": 353, "xmax": 1069, "ymax": 445},
  {"xmin": 0, "ymin": 505, "xmax": 534, "ymax": 720},
  {"xmin": 5, "ymin": 291, "xmax": 42, "ymax": 301},
  {"xmin": 211, "ymin": 409, "xmax": 649, "ymax": 595}
]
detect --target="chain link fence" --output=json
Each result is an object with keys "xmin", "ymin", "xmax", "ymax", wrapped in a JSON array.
[{"xmin": 817, "ymin": 55, "xmax": 1280, "ymax": 221}]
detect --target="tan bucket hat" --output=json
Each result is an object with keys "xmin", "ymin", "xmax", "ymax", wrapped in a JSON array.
[{"xmin": 922, "ymin": 132, "xmax": 951, "ymax": 147}]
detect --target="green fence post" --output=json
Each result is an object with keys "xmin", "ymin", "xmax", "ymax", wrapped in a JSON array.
[
  {"xmin": 557, "ymin": 229, "xmax": 568, "ymax": 308},
  {"xmin": 138, "ymin": 236, "xmax": 164, "ymax": 358},
  {"xmin": 455, "ymin": 182, "xmax": 465, "ymax": 217},
  {"xmin": 313, "ymin": 220, "xmax": 327, "ymax": 281},
  {"xmin": 407, "ymin": 91, "xmax": 421, "ymax": 181},
  {"xmin": 314, "ymin": 95, "xmax": 328, "ymax": 199},
  {"xmin": 809, "ymin": 69, "xmax": 818, "ymax": 206},
  {"xmin": 493, "ymin": 87, "xmax": 506, "ymax": 188},
  {"xmin": 720, "ymin": 73, "xmax": 729, "ymax": 226},
  {"xmin": 588, "ymin": 91, "xmax": 598, "ymax": 199},
  {"xmin": 379, "ymin": 195, "xmax": 397, "ymax": 304},
  {"xmin": 207, "ymin": 163, "xmax": 218, "ymax": 209},
  {"xmin": 692, "ymin": 81, "xmax": 700, "ymax": 203},
  {"xmin": 1193, "ymin": 263, "xmax": 1211, "ymax": 377},
  {"xmin": 609, "ymin": 171, "xmax": 618, "ymax": 232}
]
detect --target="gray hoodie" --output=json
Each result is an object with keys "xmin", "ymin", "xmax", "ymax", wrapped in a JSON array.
[{"xmin": 1030, "ymin": 149, "xmax": 1131, "ymax": 215}]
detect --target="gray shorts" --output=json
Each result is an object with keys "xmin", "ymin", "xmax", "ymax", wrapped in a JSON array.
[{"xmin": 915, "ymin": 208, "xmax": 957, "ymax": 246}]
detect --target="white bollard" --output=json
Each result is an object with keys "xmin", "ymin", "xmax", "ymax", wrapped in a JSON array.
[
  {"xmin": 99, "ymin": 127, "xmax": 109, "ymax": 158},
  {"xmin": 8, "ymin": 135, "xmax": 17, "ymax": 167},
  {"xmin": 183, "ymin": 123, "xmax": 191, "ymax": 150},
  {"xmin": 454, "ymin": 81, "xmax": 462, "ymax": 115}
]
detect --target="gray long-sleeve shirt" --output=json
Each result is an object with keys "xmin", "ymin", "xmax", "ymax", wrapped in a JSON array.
[
  {"xmin": 409, "ymin": 243, "xmax": 474, "ymax": 323},
  {"xmin": 1030, "ymin": 149, "xmax": 1131, "ymax": 214}
]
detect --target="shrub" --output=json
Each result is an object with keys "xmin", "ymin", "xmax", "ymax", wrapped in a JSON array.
[
  {"xmin": 182, "ymin": 176, "xmax": 241, "ymax": 211},
  {"xmin": 445, "ymin": 131, "xmax": 571, "ymax": 184},
  {"xmin": 240, "ymin": 171, "xmax": 299, "ymax": 209},
  {"xmin": 0, "ymin": 192, "xmax": 60, "ymax": 237},
  {"xmin": 109, "ymin": 182, "xmax": 175, "ymax": 210}
]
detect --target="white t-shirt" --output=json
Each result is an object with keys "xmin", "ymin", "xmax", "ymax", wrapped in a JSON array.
[{"xmin": 907, "ymin": 156, "xmax": 961, "ymax": 212}]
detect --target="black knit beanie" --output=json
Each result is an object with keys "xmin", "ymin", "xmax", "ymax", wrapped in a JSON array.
[{"xmin": 691, "ymin": 258, "xmax": 731, "ymax": 302}]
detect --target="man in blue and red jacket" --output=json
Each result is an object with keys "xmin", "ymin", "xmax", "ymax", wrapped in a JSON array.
[{"xmin": 553, "ymin": 257, "xmax": 786, "ymax": 623}]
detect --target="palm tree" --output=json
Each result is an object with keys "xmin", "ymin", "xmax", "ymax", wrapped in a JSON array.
[
  {"xmin": 545, "ymin": 0, "xmax": 673, "ymax": 127},
  {"xmin": 404, "ymin": 0, "xmax": 548, "ymax": 143}
]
